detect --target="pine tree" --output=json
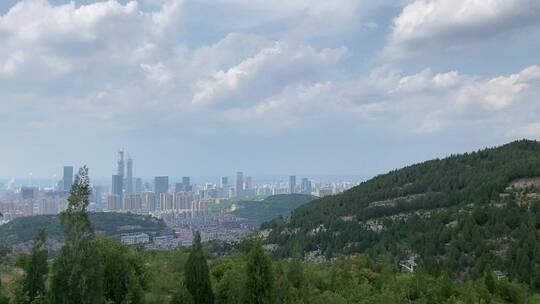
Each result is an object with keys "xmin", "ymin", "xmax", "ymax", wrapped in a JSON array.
[
  {"xmin": 185, "ymin": 231, "xmax": 214, "ymax": 304},
  {"xmin": 216, "ymin": 267, "xmax": 244, "ymax": 304},
  {"xmin": 244, "ymin": 241, "xmax": 274, "ymax": 304},
  {"xmin": 50, "ymin": 166, "xmax": 104, "ymax": 304},
  {"xmin": 20, "ymin": 229, "xmax": 48, "ymax": 303}
]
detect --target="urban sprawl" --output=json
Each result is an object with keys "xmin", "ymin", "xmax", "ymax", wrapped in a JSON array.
[{"xmin": 0, "ymin": 150, "xmax": 358, "ymax": 250}]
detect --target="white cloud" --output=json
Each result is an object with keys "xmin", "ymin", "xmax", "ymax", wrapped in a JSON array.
[
  {"xmin": 0, "ymin": 0, "xmax": 538, "ymax": 155},
  {"xmin": 140, "ymin": 62, "xmax": 173, "ymax": 85},
  {"xmin": 223, "ymin": 64, "xmax": 540, "ymax": 135},
  {"xmin": 384, "ymin": 0, "xmax": 540, "ymax": 59},
  {"xmin": 192, "ymin": 42, "xmax": 347, "ymax": 107}
]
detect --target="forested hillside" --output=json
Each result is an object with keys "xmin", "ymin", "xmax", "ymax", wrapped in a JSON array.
[
  {"xmin": 0, "ymin": 212, "xmax": 166, "ymax": 247},
  {"xmin": 233, "ymin": 194, "xmax": 316, "ymax": 224},
  {"xmin": 263, "ymin": 139, "xmax": 540, "ymax": 291}
]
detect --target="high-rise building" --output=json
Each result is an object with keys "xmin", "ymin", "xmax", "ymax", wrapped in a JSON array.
[
  {"xmin": 245, "ymin": 176, "xmax": 252, "ymax": 190},
  {"xmin": 143, "ymin": 191, "xmax": 156, "ymax": 211},
  {"xmin": 39, "ymin": 198, "xmax": 58, "ymax": 215},
  {"xmin": 154, "ymin": 176, "xmax": 169, "ymax": 208},
  {"xmin": 112, "ymin": 174, "xmax": 123, "ymax": 204},
  {"xmin": 92, "ymin": 185, "xmax": 105, "ymax": 210},
  {"xmin": 126, "ymin": 155, "xmax": 133, "ymax": 195},
  {"xmin": 301, "ymin": 178, "xmax": 312, "ymax": 194},
  {"xmin": 134, "ymin": 178, "xmax": 143, "ymax": 194},
  {"xmin": 175, "ymin": 177, "xmax": 192, "ymax": 192},
  {"xmin": 160, "ymin": 192, "xmax": 174, "ymax": 211},
  {"xmin": 21, "ymin": 186, "xmax": 38, "ymax": 200},
  {"xmin": 235, "ymin": 172, "xmax": 244, "ymax": 197},
  {"xmin": 117, "ymin": 150, "xmax": 125, "ymax": 177},
  {"xmin": 289, "ymin": 175, "xmax": 297, "ymax": 194},
  {"xmin": 220, "ymin": 177, "xmax": 228, "ymax": 188},
  {"xmin": 182, "ymin": 177, "xmax": 192, "ymax": 191},
  {"xmin": 124, "ymin": 194, "xmax": 142, "ymax": 211},
  {"xmin": 63, "ymin": 166, "xmax": 73, "ymax": 192},
  {"xmin": 107, "ymin": 194, "xmax": 122, "ymax": 211},
  {"xmin": 173, "ymin": 191, "xmax": 198, "ymax": 210}
]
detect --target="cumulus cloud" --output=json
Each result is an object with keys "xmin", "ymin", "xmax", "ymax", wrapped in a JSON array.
[
  {"xmin": 224, "ymin": 64, "xmax": 540, "ymax": 135},
  {"xmin": 384, "ymin": 0, "xmax": 540, "ymax": 59},
  {"xmin": 192, "ymin": 43, "xmax": 347, "ymax": 108},
  {"xmin": 1, "ymin": 0, "xmax": 540, "ymax": 177}
]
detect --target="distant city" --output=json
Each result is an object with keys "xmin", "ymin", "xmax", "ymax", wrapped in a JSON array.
[{"xmin": 0, "ymin": 149, "xmax": 360, "ymax": 248}]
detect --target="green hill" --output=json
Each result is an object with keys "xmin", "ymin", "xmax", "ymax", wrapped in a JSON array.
[
  {"xmin": 264, "ymin": 139, "xmax": 540, "ymax": 289},
  {"xmin": 0, "ymin": 212, "xmax": 166, "ymax": 247},
  {"xmin": 232, "ymin": 194, "xmax": 316, "ymax": 224}
]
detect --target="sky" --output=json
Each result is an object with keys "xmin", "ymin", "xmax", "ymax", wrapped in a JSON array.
[{"xmin": 0, "ymin": 0, "xmax": 539, "ymax": 180}]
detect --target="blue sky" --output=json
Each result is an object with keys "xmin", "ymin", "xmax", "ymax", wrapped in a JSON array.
[{"xmin": 0, "ymin": 0, "xmax": 539, "ymax": 179}]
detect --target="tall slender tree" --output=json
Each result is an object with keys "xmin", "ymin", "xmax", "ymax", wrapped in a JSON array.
[
  {"xmin": 185, "ymin": 231, "xmax": 214, "ymax": 304},
  {"xmin": 244, "ymin": 241, "xmax": 274, "ymax": 304},
  {"xmin": 50, "ymin": 166, "xmax": 104, "ymax": 304},
  {"xmin": 20, "ymin": 229, "xmax": 48, "ymax": 303}
]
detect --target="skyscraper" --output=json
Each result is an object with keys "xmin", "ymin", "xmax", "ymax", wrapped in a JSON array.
[
  {"xmin": 117, "ymin": 150, "xmax": 125, "ymax": 177},
  {"xmin": 220, "ymin": 177, "xmax": 228, "ymax": 188},
  {"xmin": 289, "ymin": 175, "xmax": 296, "ymax": 194},
  {"xmin": 112, "ymin": 174, "xmax": 123, "ymax": 205},
  {"xmin": 92, "ymin": 185, "xmax": 105, "ymax": 210},
  {"xmin": 134, "ymin": 178, "xmax": 143, "ymax": 194},
  {"xmin": 235, "ymin": 172, "xmax": 244, "ymax": 198},
  {"xmin": 182, "ymin": 177, "xmax": 191, "ymax": 191},
  {"xmin": 245, "ymin": 176, "xmax": 252, "ymax": 190},
  {"xmin": 126, "ymin": 155, "xmax": 133, "ymax": 195},
  {"xmin": 154, "ymin": 176, "xmax": 169, "ymax": 208},
  {"xmin": 63, "ymin": 166, "xmax": 73, "ymax": 192},
  {"xmin": 175, "ymin": 177, "xmax": 192, "ymax": 192},
  {"xmin": 301, "ymin": 178, "xmax": 312, "ymax": 194}
]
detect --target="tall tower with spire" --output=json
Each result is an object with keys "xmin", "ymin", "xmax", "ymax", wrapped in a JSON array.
[{"xmin": 117, "ymin": 149, "xmax": 125, "ymax": 177}]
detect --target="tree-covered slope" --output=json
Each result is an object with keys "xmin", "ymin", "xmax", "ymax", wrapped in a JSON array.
[
  {"xmin": 0, "ymin": 212, "xmax": 166, "ymax": 247},
  {"xmin": 232, "ymin": 194, "xmax": 316, "ymax": 224},
  {"xmin": 264, "ymin": 139, "xmax": 540, "ymax": 256}
]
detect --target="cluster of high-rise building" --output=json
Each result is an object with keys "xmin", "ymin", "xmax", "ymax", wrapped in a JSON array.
[
  {"xmin": 0, "ymin": 150, "xmax": 359, "ymax": 225},
  {"xmin": 103, "ymin": 151, "xmax": 213, "ymax": 216}
]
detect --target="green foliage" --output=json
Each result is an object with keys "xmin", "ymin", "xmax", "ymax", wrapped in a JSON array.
[
  {"xmin": 170, "ymin": 284, "xmax": 193, "ymax": 304},
  {"xmin": 267, "ymin": 139, "xmax": 540, "ymax": 257},
  {"xmin": 50, "ymin": 166, "xmax": 104, "ymax": 304},
  {"xmin": 97, "ymin": 238, "xmax": 147, "ymax": 304},
  {"xmin": 215, "ymin": 266, "xmax": 244, "ymax": 304},
  {"xmin": 0, "ymin": 279, "xmax": 9, "ymax": 304},
  {"xmin": 185, "ymin": 231, "xmax": 214, "ymax": 304},
  {"xmin": 0, "ymin": 212, "xmax": 166, "ymax": 248},
  {"xmin": 244, "ymin": 241, "xmax": 274, "ymax": 304},
  {"xmin": 263, "ymin": 139, "xmax": 540, "ymax": 292},
  {"xmin": 287, "ymin": 244, "xmax": 304, "ymax": 290},
  {"xmin": 19, "ymin": 229, "xmax": 48, "ymax": 303},
  {"xmin": 485, "ymin": 272, "xmax": 496, "ymax": 294}
]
